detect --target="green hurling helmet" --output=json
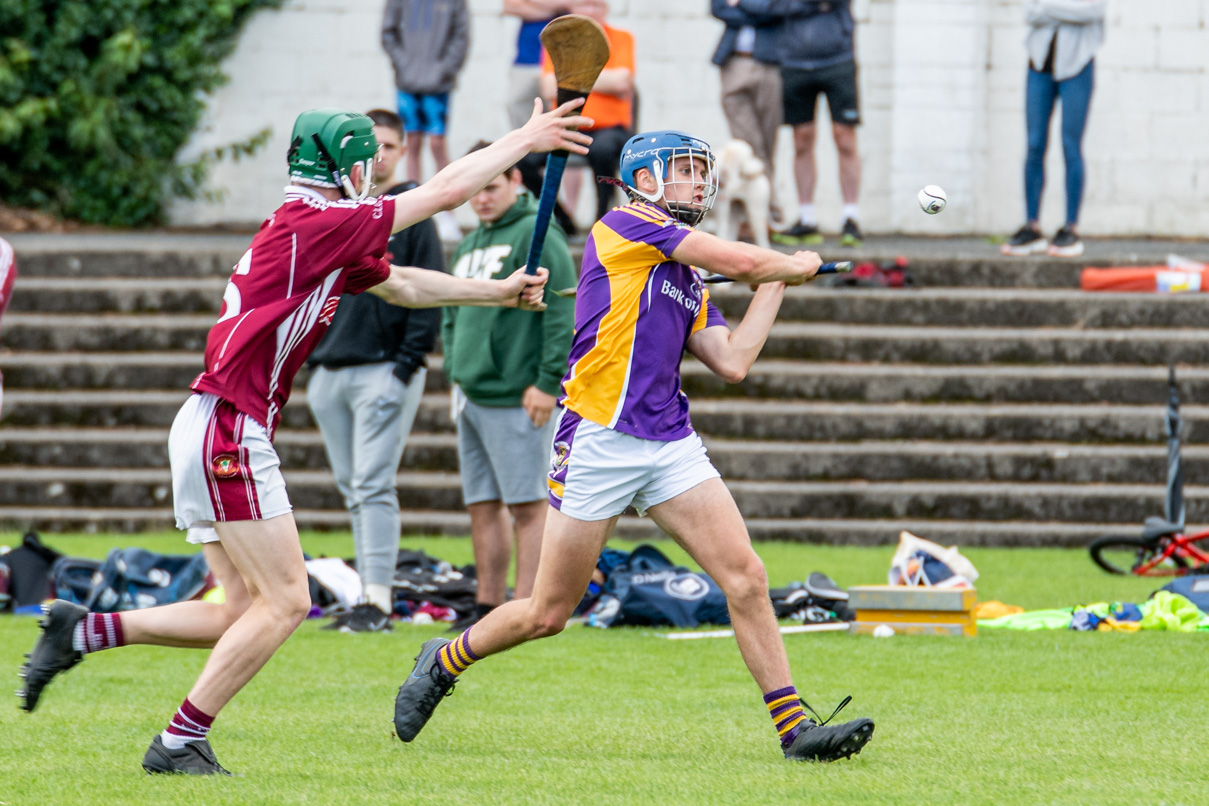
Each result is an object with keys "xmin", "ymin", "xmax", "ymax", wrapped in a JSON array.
[{"xmin": 286, "ymin": 108, "xmax": 379, "ymax": 199}]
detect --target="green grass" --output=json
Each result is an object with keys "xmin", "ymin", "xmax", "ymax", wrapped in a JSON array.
[{"xmin": 0, "ymin": 533, "xmax": 1204, "ymax": 805}]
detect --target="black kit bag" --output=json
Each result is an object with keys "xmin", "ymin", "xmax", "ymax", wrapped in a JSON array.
[
  {"xmin": 391, "ymin": 549, "xmax": 477, "ymax": 615},
  {"xmin": 84, "ymin": 548, "xmax": 209, "ymax": 612},
  {"xmin": 591, "ymin": 544, "xmax": 730, "ymax": 628},
  {"xmin": 4, "ymin": 531, "xmax": 62, "ymax": 607}
]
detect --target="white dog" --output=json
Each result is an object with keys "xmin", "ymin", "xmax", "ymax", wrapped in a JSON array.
[{"xmin": 707, "ymin": 139, "xmax": 784, "ymax": 249}]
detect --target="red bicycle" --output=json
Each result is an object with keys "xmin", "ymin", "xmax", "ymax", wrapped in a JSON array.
[
  {"xmin": 1088, "ymin": 367, "xmax": 1209, "ymax": 577},
  {"xmin": 1089, "ymin": 520, "xmax": 1209, "ymax": 577}
]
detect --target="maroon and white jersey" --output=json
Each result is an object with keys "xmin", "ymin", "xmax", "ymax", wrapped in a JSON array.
[{"xmin": 191, "ymin": 186, "xmax": 395, "ymax": 437}]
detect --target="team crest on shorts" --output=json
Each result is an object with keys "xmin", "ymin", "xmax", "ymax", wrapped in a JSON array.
[
  {"xmin": 211, "ymin": 454, "xmax": 241, "ymax": 479},
  {"xmin": 551, "ymin": 441, "xmax": 571, "ymax": 471}
]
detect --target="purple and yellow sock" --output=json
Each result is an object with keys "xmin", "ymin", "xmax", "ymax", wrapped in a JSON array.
[
  {"xmin": 764, "ymin": 686, "xmax": 808, "ymax": 747},
  {"xmin": 437, "ymin": 629, "xmax": 480, "ymax": 677}
]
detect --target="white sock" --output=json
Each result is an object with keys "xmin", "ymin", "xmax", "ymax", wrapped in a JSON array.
[
  {"xmin": 798, "ymin": 203, "xmax": 817, "ymax": 227},
  {"xmin": 160, "ymin": 730, "xmax": 192, "ymax": 750},
  {"xmin": 364, "ymin": 583, "xmax": 392, "ymax": 613},
  {"xmin": 842, "ymin": 203, "xmax": 860, "ymax": 223},
  {"xmin": 72, "ymin": 622, "xmax": 86, "ymax": 653}
]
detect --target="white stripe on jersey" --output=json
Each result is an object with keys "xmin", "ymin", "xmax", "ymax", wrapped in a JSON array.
[
  {"xmin": 216, "ymin": 310, "xmax": 254, "ymax": 367},
  {"xmin": 265, "ymin": 268, "xmax": 341, "ymax": 433},
  {"xmin": 287, "ymin": 232, "xmax": 297, "ymax": 298}
]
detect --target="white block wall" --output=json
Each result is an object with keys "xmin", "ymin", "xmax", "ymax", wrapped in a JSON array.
[{"xmin": 170, "ymin": 0, "xmax": 1209, "ymax": 237}]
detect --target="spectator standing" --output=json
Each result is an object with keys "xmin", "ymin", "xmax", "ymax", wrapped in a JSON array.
[
  {"xmin": 1002, "ymin": 0, "xmax": 1105, "ymax": 258},
  {"xmin": 755, "ymin": 0, "xmax": 863, "ymax": 248},
  {"xmin": 504, "ymin": 0, "xmax": 568, "ymax": 130},
  {"xmin": 540, "ymin": 0, "xmax": 634, "ymax": 224},
  {"xmin": 306, "ymin": 109, "xmax": 445, "ymax": 633},
  {"xmin": 711, "ymin": 0, "xmax": 786, "ymax": 200},
  {"xmin": 382, "ymin": 0, "xmax": 470, "ymax": 183},
  {"xmin": 443, "ymin": 145, "xmax": 576, "ymax": 630}
]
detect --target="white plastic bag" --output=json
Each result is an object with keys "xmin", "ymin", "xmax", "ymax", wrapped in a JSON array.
[{"xmin": 888, "ymin": 531, "xmax": 978, "ymax": 589}]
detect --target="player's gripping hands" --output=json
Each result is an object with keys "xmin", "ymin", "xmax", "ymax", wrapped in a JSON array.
[
  {"xmin": 520, "ymin": 97, "xmax": 594, "ymax": 156},
  {"xmin": 502, "ymin": 266, "xmax": 549, "ymax": 311},
  {"xmin": 785, "ymin": 250, "xmax": 823, "ymax": 286}
]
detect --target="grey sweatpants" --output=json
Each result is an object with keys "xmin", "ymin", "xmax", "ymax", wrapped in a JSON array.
[{"xmin": 307, "ymin": 362, "xmax": 426, "ymax": 590}]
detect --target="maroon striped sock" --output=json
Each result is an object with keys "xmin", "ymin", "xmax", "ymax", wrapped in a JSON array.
[
  {"xmin": 161, "ymin": 698, "xmax": 214, "ymax": 750},
  {"xmin": 73, "ymin": 613, "xmax": 126, "ymax": 654}
]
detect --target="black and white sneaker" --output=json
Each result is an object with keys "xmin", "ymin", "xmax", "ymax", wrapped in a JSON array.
[
  {"xmin": 1001, "ymin": 225, "xmax": 1048, "ymax": 256},
  {"xmin": 334, "ymin": 603, "xmax": 393, "ymax": 633},
  {"xmin": 772, "ymin": 222, "xmax": 824, "ymax": 246},
  {"xmin": 839, "ymin": 218, "xmax": 863, "ymax": 248},
  {"xmin": 142, "ymin": 735, "xmax": 231, "ymax": 775},
  {"xmin": 394, "ymin": 638, "xmax": 457, "ymax": 742},
  {"xmin": 1048, "ymin": 226, "xmax": 1084, "ymax": 257},
  {"xmin": 18, "ymin": 600, "xmax": 87, "ymax": 713},
  {"xmin": 783, "ymin": 696, "xmax": 875, "ymax": 762}
]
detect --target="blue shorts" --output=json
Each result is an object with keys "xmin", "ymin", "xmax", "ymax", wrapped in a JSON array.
[{"xmin": 397, "ymin": 91, "xmax": 450, "ymax": 136}]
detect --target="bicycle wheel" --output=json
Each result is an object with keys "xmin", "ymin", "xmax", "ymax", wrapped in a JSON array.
[{"xmin": 1088, "ymin": 534, "xmax": 1184, "ymax": 576}]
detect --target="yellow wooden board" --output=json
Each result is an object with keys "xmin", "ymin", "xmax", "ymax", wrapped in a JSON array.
[
  {"xmin": 855, "ymin": 609, "xmax": 975, "ymax": 625},
  {"xmin": 850, "ymin": 621, "xmax": 977, "ymax": 637}
]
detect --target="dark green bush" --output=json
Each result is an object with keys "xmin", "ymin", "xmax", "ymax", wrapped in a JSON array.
[{"xmin": 0, "ymin": 0, "xmax": 284, "ymax": 227}]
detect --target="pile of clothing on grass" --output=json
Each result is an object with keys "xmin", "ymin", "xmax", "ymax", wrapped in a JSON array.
[{"xmin": 980, "ymin": 577, "xmax": 1209, "ymax": 633}]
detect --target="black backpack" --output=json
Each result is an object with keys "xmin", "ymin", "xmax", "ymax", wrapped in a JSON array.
[
  {"xmin": 589, "ymin": 544, "xmax": 730, "ymax": 628},
  {"xmin": 84, "ymin": 548, "xmax": 209, "ymax": 612}
]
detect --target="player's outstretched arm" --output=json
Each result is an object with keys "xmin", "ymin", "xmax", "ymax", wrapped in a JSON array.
[
  {"xmin": 370, "ymin": 265, "xmax": 548, "ymax": 311},
  {"xmin": 686, "ymin": 282, "xmax": 787, "ymax": 384},
  {"xmin": 390, "ymin": 99, "xmax": 594, "ymax": 234},
  {"xmin": 671, "ymin": 230, "xmax": 820, "ymax": 285}
]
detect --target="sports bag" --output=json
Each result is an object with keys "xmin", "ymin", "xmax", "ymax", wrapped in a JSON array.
[
  {"xmin": 1158, "ymin": 576, "xmax": 1209, "ymax": 613},
  {"xmin": 49, "ymin": 556, "xmax": 103, "ymax": 606},
  {"xmin": 588, "ymin": 544, "xmax": 730, "ymax": 628},
  {"xmin": 85, "ymin": 548, "xmax": 209, "ymax": 612}
]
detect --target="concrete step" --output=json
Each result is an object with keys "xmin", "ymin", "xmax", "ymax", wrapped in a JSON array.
[
  {"xmin": 0, "ymin": 505, "xmax": 1146, "ymax": 547},
  {"xmin": 2, "ymin": 427, "xmax": 1203, "ymax": 485},
  {"xmin": 11, "ymin": 278, "xmax": 228, "ymax": 314},
  {"xmin": 758, "ymin": 323, "xmax": 1209, "ymax": 365},
  {"xmin": 5, "ymin": 391, "xmax": 1207, "ymax": 443},
  {"xmin": 0, "ymin": 465, "xmax": 1200, "ymax": 527},
  {"xmin": 7, "ymin": 314, "xmax": 1207, "ymax": 366},
  {"xmin": 5, "ymin": 353, "xmax": 1200, "ymax": 407},
  {"xmin": 710, "ymin": 287, "xmax": 1209, "ymax": 329},
  {"xmin": 14, "ymin": 278, "xmax": 1204, "ymax": 330}
]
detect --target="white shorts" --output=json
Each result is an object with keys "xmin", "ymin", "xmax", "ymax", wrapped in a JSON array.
[
  {"xmin": 168, "ymin": 392, "xmax": 292, "ymax": 544},
  {"xmin": 547, "ymin": 410, "xmax": 721, "ymax": 521}
]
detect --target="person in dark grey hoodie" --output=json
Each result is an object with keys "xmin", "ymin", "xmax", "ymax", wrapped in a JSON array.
[{"xmin": 382, "ymin": 0, "xmax": 470, "ymax": 182}]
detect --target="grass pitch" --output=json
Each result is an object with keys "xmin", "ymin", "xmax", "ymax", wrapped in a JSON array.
[{"xmin": 0, "ymin": 533, "xmax": 1204, "ymax": 805}]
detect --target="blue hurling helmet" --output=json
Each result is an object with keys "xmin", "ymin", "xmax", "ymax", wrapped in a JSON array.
[{"xmin": 619, "ymin": 130, "xmax": 717, "ymax": 226}]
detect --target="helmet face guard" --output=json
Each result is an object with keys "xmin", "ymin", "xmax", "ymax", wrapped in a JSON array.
[
  {"xmin": 287, "ymin": 109, "xmax": 378, "ymax": 200},
  {"xmin": 619, "ymin": 131, "xmax": 717, "ymax": 227}
]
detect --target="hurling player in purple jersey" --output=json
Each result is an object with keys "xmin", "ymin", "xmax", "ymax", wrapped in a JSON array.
[
  {"xmin": 395, "ymin": 131, "xmax": 876, "ymax": 763},
  {"xmin": 17, "ymin": 100, "xmax": 593, "ymax": 776}
]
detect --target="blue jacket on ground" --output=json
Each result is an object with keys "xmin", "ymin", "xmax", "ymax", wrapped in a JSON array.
[
  {"xmin": 711, "ymin": 0, "xmax": 785, "ymax": 67},
  {"xmin": 736, "ymin": 0, "xmax": 855, "ymax": 70}
]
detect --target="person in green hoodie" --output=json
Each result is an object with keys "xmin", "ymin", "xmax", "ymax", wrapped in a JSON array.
[{"xmin": 443, "ymin": 143, "xmax": 577, "ymax": 630}]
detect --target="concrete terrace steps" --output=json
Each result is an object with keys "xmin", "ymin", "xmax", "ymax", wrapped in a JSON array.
[
  {"xmin": 2, "ymin": 427, "xmax": 1206, "ymax": 485},
  {"xmin": 3, "ymin": 232, "xmax": 1208, "ymax": 543}
]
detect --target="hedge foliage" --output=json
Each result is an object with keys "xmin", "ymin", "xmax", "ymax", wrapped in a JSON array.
[{"xmin": 0, "ymin": 0, "xmax": 284, "ymax": 227}]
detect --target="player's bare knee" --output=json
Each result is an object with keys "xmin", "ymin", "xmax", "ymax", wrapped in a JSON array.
[
  {"xmin": 529, "ymin": 603, "xmax": 571, "ymax": 639},
  {"xmin": 719, "ymin": 555, "xmax": 769, "ymax": 606}
]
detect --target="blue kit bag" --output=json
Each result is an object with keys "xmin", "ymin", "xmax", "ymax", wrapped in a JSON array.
[
  {"xmin": 84, "ymin": 548, "xmax": 210, "ymax": 612},
  {"xmin": 588, "ymin": 544, "xmax": 730, "ymax": 628}
]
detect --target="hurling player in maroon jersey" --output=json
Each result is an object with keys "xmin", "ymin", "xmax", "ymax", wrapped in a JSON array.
[{"xmin": 18, "ymin": 100, "xmax": 592, "ymax": 775}]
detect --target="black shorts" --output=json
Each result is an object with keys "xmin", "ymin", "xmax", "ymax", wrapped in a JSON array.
[{"xmin": 782, "ymin": 59, "xmax": 860, "ymax": 127}]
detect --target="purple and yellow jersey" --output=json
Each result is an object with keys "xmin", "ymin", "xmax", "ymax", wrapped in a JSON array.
[{"xmin": 560, "ymin": 201, "xmax": 728, "ymax": 441}]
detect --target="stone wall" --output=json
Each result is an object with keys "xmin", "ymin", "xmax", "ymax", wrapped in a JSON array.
[{"xmin": 170, "ymin": 0, "xmax": 1209, "ymax": 237}]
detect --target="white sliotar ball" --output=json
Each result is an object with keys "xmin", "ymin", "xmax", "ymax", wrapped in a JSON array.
[
  {"xmin": 917, "ymin": 185, "xmax": 946, "ymax": 215},
  {"xmin": 412, "ymin": 612, "xmax": 434, "ymax": 625},
  {"xmin": 872, "ymin": 624, "xmax": 895, "ymax": 638}
]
